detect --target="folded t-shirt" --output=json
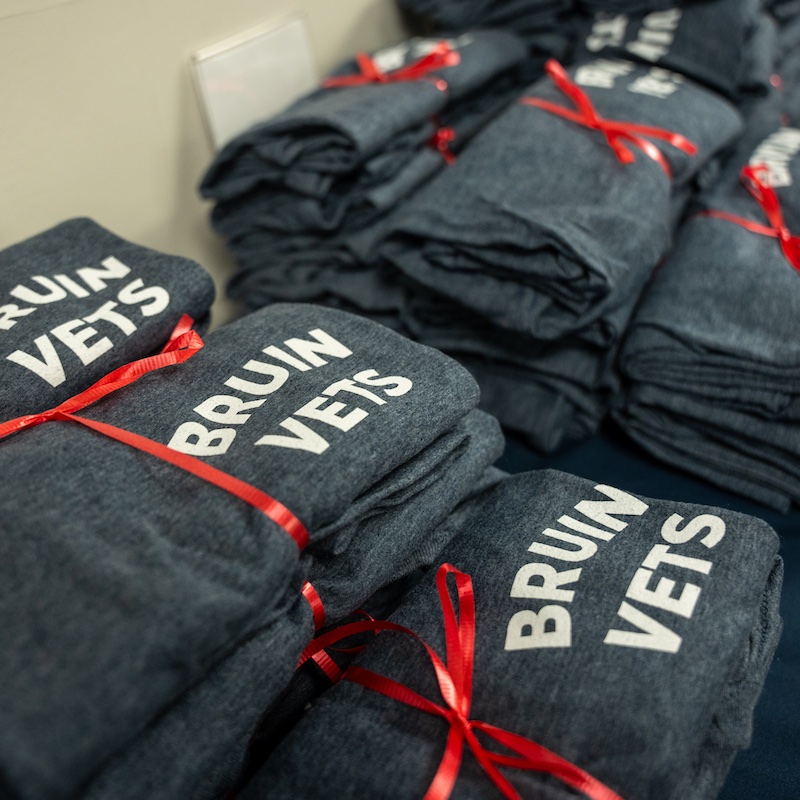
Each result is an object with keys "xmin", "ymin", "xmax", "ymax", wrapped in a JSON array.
[
  {"xmin": 246, "ymin": 469, "xmax": 783, "ymax": 800},
  {"xmin": 0, "ymin": 302, "xmax": 489, "ymax": 800},
  {"xmin": 380, "ymin": 58, "xmax": 743, "ymax": 343},
  {"xmin": 0, "ymin": 217, "xmax": 216, "ymax": 420},
  {"xmin": 570, "ymin": 0, "xmax": 766, "ymax": 102},
  {"xmin": 80, "ymin": 449, "xmax": 506, "ymax": 800},
  {"xmin": 200, "ymin": 30, "xmax": 527, "ymax": 202},
  {"xmin": 616, "ymin": 98, "xmax": 800, "ymax": 510}
]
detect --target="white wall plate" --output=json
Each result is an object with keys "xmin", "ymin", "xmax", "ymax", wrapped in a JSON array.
[{"xmin": 192, "ymin": 15, "xmax": 318, "ymax": 150}]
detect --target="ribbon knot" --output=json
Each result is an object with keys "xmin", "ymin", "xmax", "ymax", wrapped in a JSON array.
[
  {"xmin": 522, "ymin": 59, "xmax": 697, "ymax": 179},
  {"xmin": 699, "ymin": 163, "xmax": 800, "ymax": 273},
  {"xmin": 300, "ymin": 564, "xmax": 622, "ymax": 800},
  {"xmin": 323, "ymin": 42, "xmax": 460, "ymax": 92}
]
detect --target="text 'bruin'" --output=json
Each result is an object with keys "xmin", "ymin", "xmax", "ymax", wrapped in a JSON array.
[{"xmin": 167, "ymin": 327, "xmax": 413, "ymax": 456}]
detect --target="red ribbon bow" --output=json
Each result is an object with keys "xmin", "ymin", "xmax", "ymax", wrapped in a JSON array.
[
  {"xmin": 323, "ymin": 42, "xmax": 460, "ymax": 92},
  {"xmin": 0, "ymin": 316, "xmax": 309, "ymax": 550},
  {"xmin": 699, "ymin": 163, "xmax": 800, "ymax": 272},
  {"xmin": 521, "ymin": 59, "xmax": 697, "ymax": 179},
  {"xmin": 298, "ymin": 564, "xmax": 623, "ymax": 800}
]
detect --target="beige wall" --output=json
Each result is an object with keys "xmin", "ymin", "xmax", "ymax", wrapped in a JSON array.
[{"xmin": 0, "ymin": 0, "xmax": 407, "ymax": 327}]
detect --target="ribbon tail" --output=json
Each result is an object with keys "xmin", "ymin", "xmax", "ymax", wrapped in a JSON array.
[
  {"xmin": 61, "ymin": 413, "xmax": 310, "ymax": 549},
  {"xmin": 461, "ymin": 726, "xmax": 523, "ymax": 800},
  {"xmin": 301, "ymin": 581, "xmax": 326, "ymax": 631},
  {"xmin": 159, "ymin": 314, "xmax": 196, "ymax": 351},
  {"xmin": 476, "ymin": 722, "xmax": 624, "ymax": 800},
  {"xmin": 424, "ymin": 725, "xmax": 466, "ymax": 800},
  {"xmin": 357, "ymin": 51, "xmax": 384, "ymax": 82},
  {"xmin": 604, "ymin": 132, "xmax": 638, "ymax": 166},
  {"xmin": 616, "ymin": 121, "xmax": 698, "ymax": 157},
  {"xmin": 781, "ymin": 236, "xmax": 800, "ymax": 271},
  {"xmin": 542, "ymin": 59, "xmax": 599, "ymax": 123},
  {"xmin": 698, "ymin": 209, "xmax": 780, "ymax": 238},
  {"xmin": 621, "ymin": 132, "xmax": 671, "ymax": 176},
  {"xmin": 437, "ymin": 565, "xmax": 475, "ymax": 714}
]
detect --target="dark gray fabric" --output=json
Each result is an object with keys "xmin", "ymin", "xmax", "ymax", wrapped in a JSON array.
[
  {"xmin": 381, "ymin": 60, "xmax": 743, "ymax": 342},
  {"xmin": 0, "ymin": 302, "xmax": 492, "ymax": 800},
  {"xmin": 244, "ymin": 469, "xmax": 783, "ymax": 800},
  {"xmin": 397, "ymin": 0, "xmax": 576, "ymax": 70},
  {"xmin": 576, "ymin": 0, "xmax": 682, "ymax": 12},
  {"xmin": 212, "ymin": 70, "xmax": 524, "ymax": 244},
  {"xmin": 228, "ymin": 260, "xmax": 616, "ymax": 455},
  {"xmin": 207, "ymin": 33, "xmax": 529, "ymax": 326},
  {"xmin": 737, "ymin": 12, "xmax": 779, "ymax": 101},
  {"xmin": 396, "ymin": 0, "xmax": 571, "ymax": 32},
  {"xmin": 570, "ymin": 0, "xmax": 768, "ymax": 102},
  {"xmin": 776, "ymin": 15, "xmax": 800, "ymax": 121},
  {"xmin": 227, "ymin": 58, "xmax": 744, "ymax": 455},
  {"xmin": 0, "ymin": 218, "xmax": 216, "ymax": 420},
  {"xmin": 241, "ymin": 467, "xmax": 507, "ymax": 776},
  {"xmin": 616, "ymin": 97, "xmax": 800, "ymax": 510},
  {"xmin": 200, "ymin": 30, "xmax": 528, "ymax": 202},
  {"xmin": 364, "ymin": 59, "xmax": 741, "ymax": 451},
  {"xmin": 80, "ymin": 427, "xmax": 505, "ymax": 800},
  {"xmin": 768, "ymin": 0, "xmax": 800, "ymax": 24}
]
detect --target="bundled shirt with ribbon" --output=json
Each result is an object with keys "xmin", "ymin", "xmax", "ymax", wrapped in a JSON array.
[
  {"xmin": 569, "ymin": 0, "xmax": 773, "ymax": 104},
  {"xmin": 370, "ymin": 58, "xmax": 741, "ymax": 451},
  {"xmin": 82, "ymin": 466, "xmax": 507, "ymax": 800},
  {"xmin": 243, "ymin": 469, "xmax": 783, "ymax": 800},
  {"xmin": 200, "ymin": 31, "xmax": 527, "ymax": 203},
  {"xmin": 201, "ymin": 31, "xmax": 529, "ymax": 320},
  {"xmin": 0, "ymin": 302, "xmax": 504, "ymax": 800},
  {"xmin": 0, "ymin": 217, "xmax": 216, "ymax": 420},
  {"xmin": 616, "ymin": 96, "xmax": 800, "ymax": 510}
]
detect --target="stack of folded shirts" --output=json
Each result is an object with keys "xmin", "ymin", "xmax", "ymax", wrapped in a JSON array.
[
  {"xmin": 615, "ymin": 95, "xmax": 800, "ymax": 511},
  {"xmin": 394, "ymin": 0, "xmax": 574, "ymax": 64},
  {"xmin": 242, "ymin": 469, "xmax": 783, "ymax": 800},
  {"xmin": 371, "ymin": 57, "xmax": 742, "ymax": 452},
  {"xmin": 0, "ymin": 303, "xmax": 504, "ymax": 800},
  {"xmin": 201, "ymin": 30, "xmax": 528, "ymax": 299},
  {"xmin": 0, "ymin": 217, "xmax": 216, "ymax": 418},
  {"xmin": 223, "ymin": 72, "xmax": 525, "ymax": 310},
  {"xmin": 569, "ymin": 0, "xmax": 775, "ymax": 106}
]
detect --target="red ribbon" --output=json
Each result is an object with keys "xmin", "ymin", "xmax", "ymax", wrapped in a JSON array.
[
  {"xmin": 323, "ymin": 42, "xmax": 460, "ymax": 92},
  {"xmin": 0, "ymin": 316, "xmax": 310, "ymax": 551},
  {"xmin": 298, "ymin": 564, "xmax": 623, "ymax": 800},
  {"xmin": 430, "ymin": 126, "xmax": 457, "ymax": 165},
  {"xmin": 302, "ymin": 580, "xmax": 327, "ymax": 631},
  {"xmin": 303, "ymin": 598, "xmax": 346, "ymax": 680},
  {"xmin": 298, "ymin": 584, "xmax": 379, "ymax": 682},
  {"xmin": 521, "ymin": 59, "xmax": 697, "ymax": 179},
  {"xmin": 699, "ymin": 163, "xmax": 800, "ymax": 272}
]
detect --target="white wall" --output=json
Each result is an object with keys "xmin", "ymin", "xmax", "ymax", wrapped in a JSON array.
[{"xmin": 0, "ymin": 0, "xmax": 407, "ymax": 327}]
